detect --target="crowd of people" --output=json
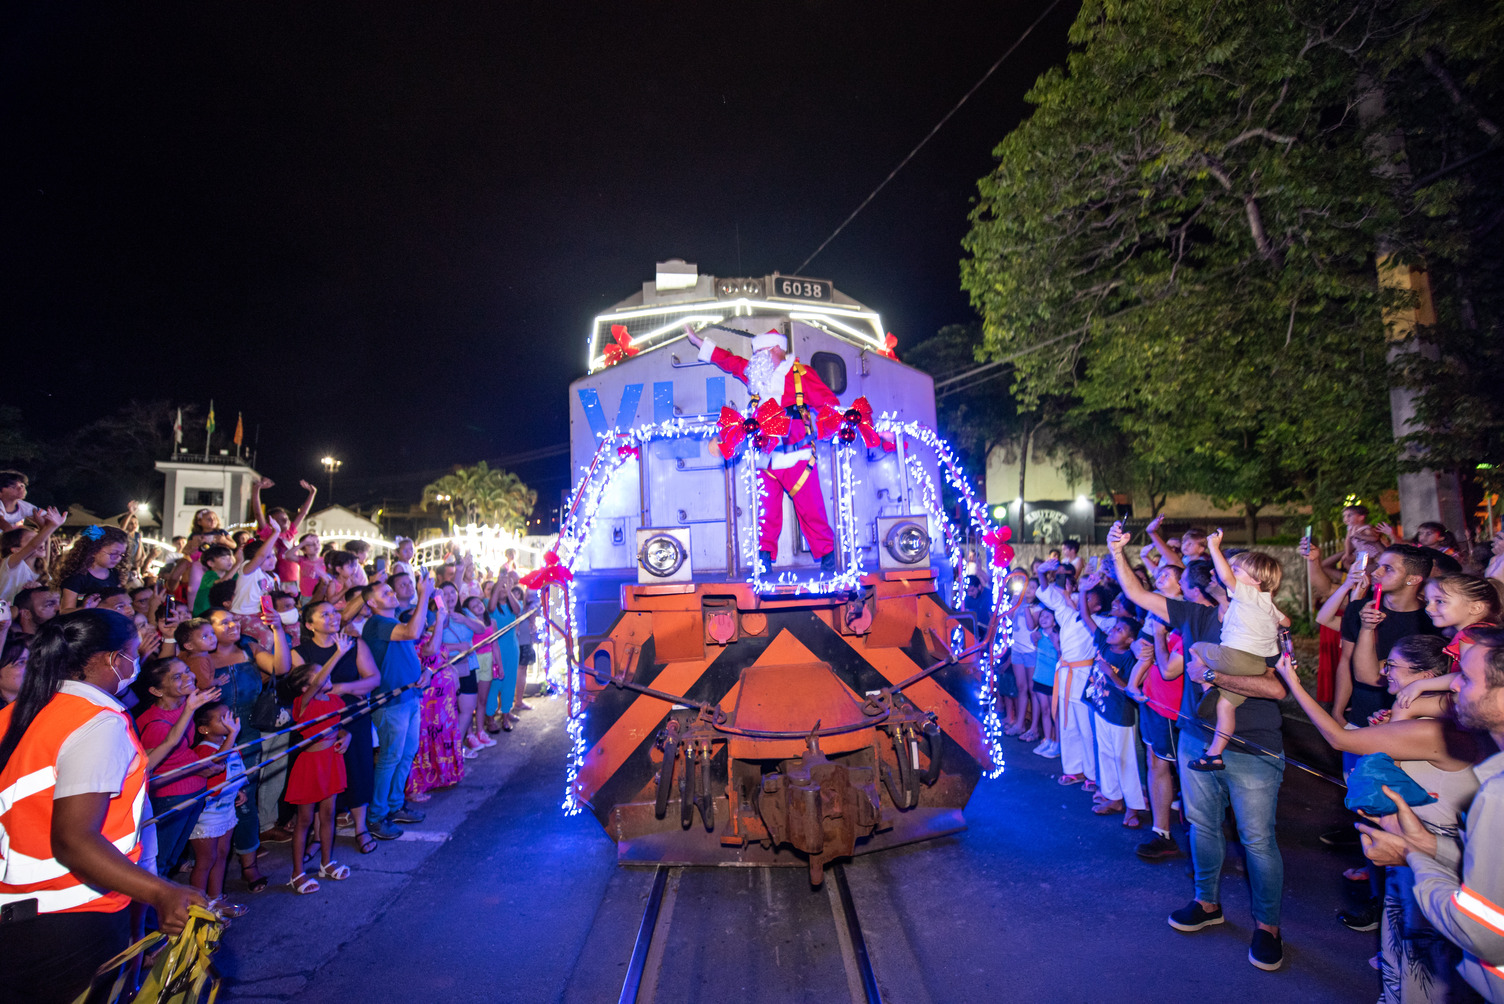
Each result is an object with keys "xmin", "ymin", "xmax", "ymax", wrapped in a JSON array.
[
  {"xmin": 0, "ymin": 471, "xmax": 544, "ymax": 1002},
  {"xmin": 982, "ymin": 507, "xmax": 1504, "ymax": 998}
]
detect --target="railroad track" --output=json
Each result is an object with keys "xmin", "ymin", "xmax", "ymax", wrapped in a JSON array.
[{"xmin": 618, "ymin": 864, "xmax": 883, "ymax": 1004}]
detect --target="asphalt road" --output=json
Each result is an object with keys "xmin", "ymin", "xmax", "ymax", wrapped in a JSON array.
[{"xmin": 218, "ymin": 698, "xmax": 1377, "ymax": 1003}]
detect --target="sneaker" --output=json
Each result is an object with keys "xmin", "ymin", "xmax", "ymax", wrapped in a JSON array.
[
  {"xmin": 1249, "ymin": 929, "xmax": 1284, "ymax": 971},
  {"xmin": 819, "ymin": 551, "xmax": 837, "ymax": 572},
  {"xmin": 1032, "ymin": 740, "xmax": 1051, "ymax": 756},
  {"xmin": 757, "ymin": 550, "xmax": 774, "ymax": 574},
  {"xmin": 369, "ymin": 819, "xmax": 402, "ymax": 841},
  {"xmin": 390, "ymin": 807, "xmax": 426, "ymax": 824},
  {"xmin": 1043, "ymin": 740, "xmax": 1061, "ymax": 757},
  {"xmin": 259, "ymin": 825, "xmax": 293, "ymax": 844},
  {"xmin": 465, "ymin": 733, "xmax": 485, "ymax": 751},
  {"xmin": 476, "ymin": 732, "xmax": 497, "ymax": 748},
  {"xmin": 461, "ymin": 746, "xmax": 479, "ymax": 760},
  {"xmin": 1136, "ymin": 833, "xmax": 1183, "ymax": 861},
  {"xmin": 1168, "ymin": 900, "xmax": 1225, "ymax": 932},
  {"xmin": 1339, "ymin": 904, "xmax": 1380, "ymax": 932}
]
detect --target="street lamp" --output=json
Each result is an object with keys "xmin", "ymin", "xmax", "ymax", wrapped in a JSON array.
[{"xmin": 321, "ymin": 456, "xmax": 342, "ymax": 500}]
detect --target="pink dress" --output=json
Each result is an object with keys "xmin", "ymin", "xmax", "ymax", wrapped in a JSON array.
[{"xmin": 405, "ymin": 623, "xmax": 465, "ymax": 797}]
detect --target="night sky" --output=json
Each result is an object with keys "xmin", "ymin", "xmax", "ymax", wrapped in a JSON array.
[{"xmin": 2, "ymin": 1, "xmax": 1076, "ymax": 514}]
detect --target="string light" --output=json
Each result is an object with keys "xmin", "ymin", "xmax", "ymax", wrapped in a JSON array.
[{"xmin": 553, "ymin": 412, "xmax": 1015, "ymax": 810}]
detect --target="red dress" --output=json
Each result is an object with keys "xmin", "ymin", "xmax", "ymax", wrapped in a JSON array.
[{"xmin": 284, "ymin": 690, "xmax": 347, "ymax": 805}]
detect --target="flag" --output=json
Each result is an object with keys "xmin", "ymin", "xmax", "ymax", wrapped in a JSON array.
[
  {"xmin": 233, "ymin": 412, "xmax": 243, "ymax": 447},
  {"xmin": 173, "ymin": 408, "xmax": 183, "ymax": 446},
  {"xmin": 206, "ymin": 401, "xmax": 216, "ymax": 435}
]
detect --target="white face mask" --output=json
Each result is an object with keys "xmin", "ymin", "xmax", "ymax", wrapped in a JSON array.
[{"xmin": 113, "ymin": 653, "xmax": 141, "ymax": 695}]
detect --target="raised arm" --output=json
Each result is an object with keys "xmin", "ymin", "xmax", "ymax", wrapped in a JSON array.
[
  {"xmin": 253, "ymin": 621, "xmax": 292, "ymax": 677},
  {"xmin": 1205, "ymin": 528, "xmax": 1235, "ymax": 591},
  {"xmin": 290, "ymin": 480, "xmax": 318, "ymax": 535},
  {"xmin": 391, "ymin": 577, "xmax": 431, "ymax": 642},
  {"xmin": 5, "ymin": 507, "xmax": 64, "ymax": 569},
  {"xmin": 1145, "ymin": 515, "xmax": 1183, "ymax": 570},
  {"xmin": 251, "ymin": 478, "xmax": 273, "ymax": 532},
  {"xmin": 1352, "ymin": 602, "xmax": 1385, "ymax": 686},
  {"xmin": 332, "ymin": 640, "xmax": 381, "ymax": 700},
  {"xmin": 1107, "ymin": 525, "xmax": 1169, "ymax": 623}
]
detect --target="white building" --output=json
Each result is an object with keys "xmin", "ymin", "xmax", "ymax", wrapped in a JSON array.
[
  {"xmin": 303, "ymin": 505, "xmax": 385, "ymax": 545},
  {"xmin": 155, "ymin": 455, "xmax": 262, "ymax": 539}
]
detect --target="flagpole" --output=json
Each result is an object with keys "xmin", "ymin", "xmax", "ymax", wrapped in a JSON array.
[{"xmin": 204, "ymin": 399, "xmax": 215, "ymax": 462}]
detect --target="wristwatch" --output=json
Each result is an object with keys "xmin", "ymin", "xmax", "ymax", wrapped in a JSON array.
[{"xmin": 1203, "ymin": 668, "xmax": 1217, "ymax": 685}]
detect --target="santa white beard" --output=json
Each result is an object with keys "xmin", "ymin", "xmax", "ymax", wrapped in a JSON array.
[{"xmin": 745, "ymin": 350, "xmax": 781, "ymax": 401}]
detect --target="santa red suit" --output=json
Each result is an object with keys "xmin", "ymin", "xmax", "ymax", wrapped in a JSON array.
[{"xmin": 698, "ymin": 330, "xmax": 839, "ymax": 566}]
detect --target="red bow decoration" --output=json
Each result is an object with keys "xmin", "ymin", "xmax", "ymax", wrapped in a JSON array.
[
  {"xmin": 814, "ymin": 404, "xmax": 845, "ymax": 440},
  {"xmin": 602, "ymin": 325, "xmax": 639, "ymax": 367},
  {"xmin": 881, "ymin": 333, "xmax": 900, "ymax": 361},
  {"xmin": 617, "ymin": 444, "xmax": 640, "ymax": 460},
  {"xmin": 839, "ymin": 396, "xmax": 895, "ymax": 451},
  {"xmin": 711, "ymin": 400, "xmax": 790, "ymax": 458},
  {"xmin": 982, "ymin": 526, "xmax": 1014, "ymax": 567},
  {"xmin": 520, "ymin": 550, "xmax": 573, "ymax": 589}
]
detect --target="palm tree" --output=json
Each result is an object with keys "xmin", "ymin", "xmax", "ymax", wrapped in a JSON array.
[{"xmin": 422, "ymin": 462, "xmax": 537, "ymax": 533}]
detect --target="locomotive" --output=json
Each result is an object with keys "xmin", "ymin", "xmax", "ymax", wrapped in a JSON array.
[{"xmin": 552, "ymin": 261, "xmax": 1004, "ymax": 884}]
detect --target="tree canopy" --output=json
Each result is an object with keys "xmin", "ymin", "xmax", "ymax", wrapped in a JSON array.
[
  {"xmin": 423, "ymin": 461, "xmax": 537, "ymax": 533},
  {"xmin": 959, "ymin": 0, "xmax": 1504, "ymax": 532}
]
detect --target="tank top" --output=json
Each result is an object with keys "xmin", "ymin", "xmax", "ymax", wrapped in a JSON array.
[
  {"xmin": 294, "ymin": 640, "xmax": 362, "ymax": 706},
  {"xmin": 192, "ymin": 569, "xmax": 221, "ymax": 617},
  {"xmin": 1032, "ymin": 633, "xmax": 1061, "ymax": 686},
  {"xmin": 441, "ymin": 620, "xmax": 478, "ymax": 674},
  {"xmin": 1398, "ymin": 750, "xmax": 1480, "ymax": 841}
]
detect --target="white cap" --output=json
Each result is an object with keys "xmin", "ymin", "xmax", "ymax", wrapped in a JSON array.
[{"xmin": 751, "ymin": 329, "xmax": 785, "ymax": 352}]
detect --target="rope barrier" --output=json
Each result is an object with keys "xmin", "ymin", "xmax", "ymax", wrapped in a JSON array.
[{"xmin": 141, "ymin": 612, "xmax": 532, "ymax": 823}]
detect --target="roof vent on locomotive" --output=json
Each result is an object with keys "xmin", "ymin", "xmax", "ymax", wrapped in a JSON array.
[{"xmin": 554, "ymin": 261, "xmax": 1012, "ymax": 884}]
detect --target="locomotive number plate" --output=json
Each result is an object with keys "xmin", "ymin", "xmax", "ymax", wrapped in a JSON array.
[{"xmin": 769, "ymin": 275, "xmax": 832, "ymax": 301}]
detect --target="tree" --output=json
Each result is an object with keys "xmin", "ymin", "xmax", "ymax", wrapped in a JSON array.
[
  {"xmin": 959, "ymin": 0, "xmax": 1493, "ymax": 536},
  {"xmin": 423, "ymin": 461, "xmax": 537, "ymax": 533},
  {"xmin": 0, "ymin": 406, "xmax": 39, "ymax": 470},
  {"xmin": 47, "ymin": 401, "xmax": 199, "ymax": 515}
]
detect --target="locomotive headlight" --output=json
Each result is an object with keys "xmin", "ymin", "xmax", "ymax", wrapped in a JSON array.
[
  {"xmin": 639, "ymin": 533, "xmax": 687, "ymax": 578},
  {"xmin": 884, "ymin": 520, "xmax": 930, "ymax": 565}
]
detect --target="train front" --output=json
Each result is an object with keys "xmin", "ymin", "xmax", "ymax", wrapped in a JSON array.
[{"xmin": 549, "ymin": 262, "xmax": 1010, "ymax": 884}]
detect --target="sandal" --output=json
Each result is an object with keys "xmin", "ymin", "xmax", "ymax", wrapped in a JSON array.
[
  {"xmin": 1019, "ymin": 730, "xmax": 1041, "ymax": 743},
  {"xmin": 289, "ymin": 872, "xmax": 321, "ymax": 895},
  {"xmin": 1082, "ymin": 780, "xmax": 1099, "ymax": 793},
  {"xmin": 355, "ymin": 831, "xmax": 378, "ymax": 854},
  {"xmin": 1057, "ymin": 773, "xmax": 1085, "ymax": 786},
  {"xmin": 318, "ymin": 860, "xmax": 351, "ymax": 881},
  {"xmin": 241, "ymin": 863, "xmax": 269, "ymax": 894},
  {"xmin": 1188, "ymin": 754, "xmax": 1226, "ymax": 772}
]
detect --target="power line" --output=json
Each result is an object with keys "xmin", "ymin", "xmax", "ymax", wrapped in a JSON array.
[{"xmin": 792, "ymin": 0, "xmax": 1068, "ymax": 275}]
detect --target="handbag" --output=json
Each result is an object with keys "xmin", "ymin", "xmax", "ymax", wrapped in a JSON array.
[{"xmin": 249, "ymin": 672, "xmax": 290, "ymax": 731}]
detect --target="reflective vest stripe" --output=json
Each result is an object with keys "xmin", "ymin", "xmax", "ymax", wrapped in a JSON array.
[
  {"xmin": 1456, "ymin": 886, "xmax": 1504, "ymax": 939},
  {"xmin": 0, "ymin": 693, "xmax": 146, "ymax": 914}
]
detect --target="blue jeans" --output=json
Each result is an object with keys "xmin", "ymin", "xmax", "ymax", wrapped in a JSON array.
[
  {"xmin": 371, "ymin": 698, "xmax": 421, "ymax": 823},
  {"xmin": 1177, "ymin": 730, "xmax": 1286, "ymax": 926}
]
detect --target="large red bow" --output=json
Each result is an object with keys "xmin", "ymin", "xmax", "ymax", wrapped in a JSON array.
[
  {"xmin": 839, "ymin": 396, "xmax": 895, "ymax": 451},
  {"xmin": 602, "ymin": 325, "xmax": 639, "ymax": 367},
  {"xmin": 520, "ymin": 550, "xmax": 573, "ymax": 588},
  {"xmin": 712, "ymin": 400, "xmax": 790, "ymax": 459},
  {"xmin": 982, "ymin": 526, "xmax": 1014, "ymax": 567},
  {"xmin": 881, "ymin": 333, "xmax": 900, "ymax": 361}
]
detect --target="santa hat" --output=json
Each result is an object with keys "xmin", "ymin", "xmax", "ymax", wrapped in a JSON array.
[{"xmin": 751, "ymin": 329, "xmax": 786, "ymax": 352}]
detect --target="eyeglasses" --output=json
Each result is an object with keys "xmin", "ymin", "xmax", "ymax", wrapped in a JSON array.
[{"xmin": 1381, "ymin": 660, "xmax": 1416, "ymax": 674}]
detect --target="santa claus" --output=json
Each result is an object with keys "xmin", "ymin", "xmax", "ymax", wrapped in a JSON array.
[{"xmin": 683, "ymin": 324, "xmax": 839, "ymax": 572}]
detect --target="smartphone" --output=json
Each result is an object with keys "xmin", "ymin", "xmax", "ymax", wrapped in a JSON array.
[
  {"xmin": 1088, "ymin": 556, "xmax": 1101, "ymax": 574},
  {"xmin": 163, "ymin": 596, "xmax": 177, "ymax": 617},
  {"xmin": 1304, "ymin": 524, "xmax": 1312, "ymax": 540},
  {"xmin": 375, "ymin": 557, "xmax": 388, "ymax": 573},
  {"xmin": 1279, "ymin": 628, "xmax": 1295, "ymax": 665},
  {"xmin": 1355, "ymin": 552, "xmax": 1371, "ymax": 573},
  {"xmin": 260, "ymin": 595, "xmax": 276, "ymax": 619}
]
